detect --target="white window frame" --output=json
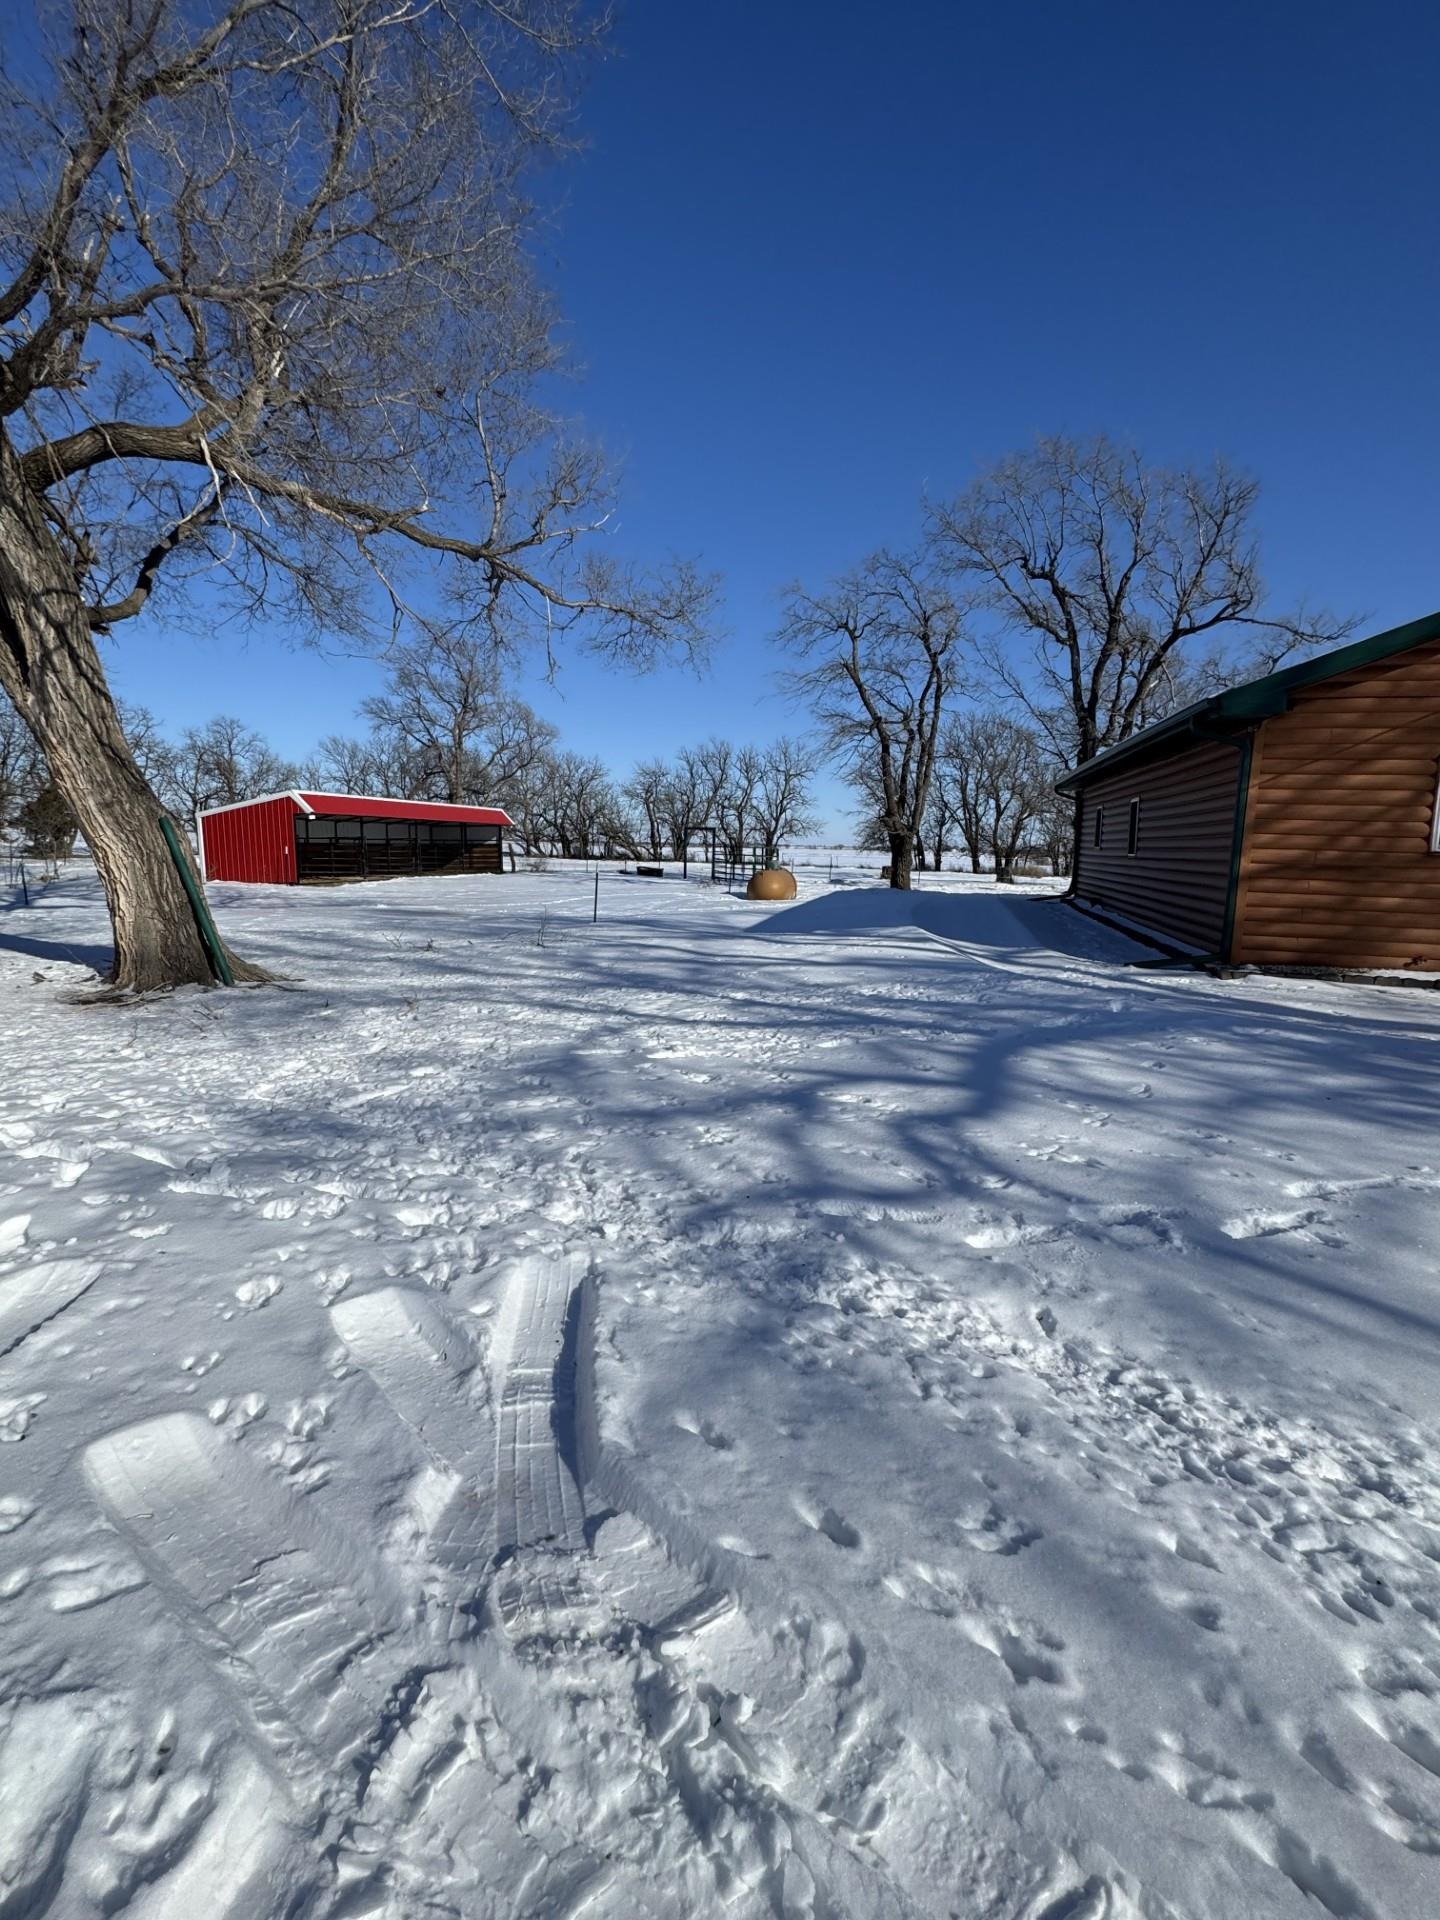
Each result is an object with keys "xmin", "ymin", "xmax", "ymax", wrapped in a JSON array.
[
  {"xmin": 1127, "ymin": 796, "xmax": 1141, "ymax": 856},
  {"xmin": 1430, "ymin": 766, "xmax": 1440, "ymax": 852}
]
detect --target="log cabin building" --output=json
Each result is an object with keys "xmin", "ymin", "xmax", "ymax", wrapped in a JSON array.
[{"xmin": 1056, "ymin": 610, "xmax": 1440, "ymax": 970}]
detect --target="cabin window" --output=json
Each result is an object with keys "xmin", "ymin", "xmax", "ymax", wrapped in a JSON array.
[
  {"xmin": 1093, "ymin": 805, "xmax": 1104, "ymax": 848},
  {"xmin": 1127, "ymin": 797, "xmax": 1140, "ymax": 855},
  {"xmin": 1431, "ymin": 767, "xmax": 1440, "ymax": 852}
]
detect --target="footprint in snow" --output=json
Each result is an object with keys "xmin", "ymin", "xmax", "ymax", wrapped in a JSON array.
[
  {"xmin": 794, "ymin": 1498, "xmax": 862, "ymax": 1549},
  {"xmin": 207, "ymin": 1392, "xmax": 267, "ymax": 1431},
  {"xmin": 1170, "ymin": 1533, "xmax": 1221, "ymax": 1572},
  {"xmin": 1220, "ymin": 1206, "xmax": 1326, "ymax": 1241},
  {"xmin": 0, "ymin": 1494, "xmax": 35, "ymax": 1533},
  {"xmin": 0, "ymin": 1393, "xmax": 45, "ymax": 1441},
  {"xmin": 232, "ymin": 1276, "xmax": 281, "ymax": 1311},
  {"xmin": 0, "ymin": 1214, "xmax": 31, "ymax": 1255},
  {"xmin": 1034, "ymin": 1874, "xmax": 1137, "ymax": 1920},
  {"xmin": 1158, "ymin": 1588, "xmax": 1225, "ymax": 1633},
  {"xmin": 961, "ymin": 1212, "xmax": 1058, "ymax": 1251},
  {"xmin": 674, "ymin": 1410, "xmax": 735, "ymax": 1451},
  {"xmin": 714, "ymin": 1533, "xmax": 767, "ymax": 1559},
  {"xmin": 1063, "ymin": 1718, "xmax": 1110, "ymax": 1747}
]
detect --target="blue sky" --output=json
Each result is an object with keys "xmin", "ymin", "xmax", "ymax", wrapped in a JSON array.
[{"xmin": 108, "ymin": 0, "xmax": 1440, "ymax": 833}]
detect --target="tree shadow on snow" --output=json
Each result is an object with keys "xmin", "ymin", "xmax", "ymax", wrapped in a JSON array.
[
  {"xmin": 0, "ymin": 926, "xmax": 112, "ymax": 973},
  {"xmin": 171, "ymin": 881, "xmax": 1440, "ymax": 1411}
]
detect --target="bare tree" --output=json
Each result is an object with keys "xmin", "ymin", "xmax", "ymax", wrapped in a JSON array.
[
  {"xmin": 116, "ymin": 702, "xmax": 170, "ymax": 789},
  {"xmin": 360, "ymin": 631, "xmax": 556, "ymax": 807},
  {"xmin": 657, "ymin": 746, "xmax": 714, "ymax": 868},
  {"xmin": 715, "ymin": 744, "xmax": 763, "ymax": 866},
  {"xmin": 780, "ymin": 551, "xmax": 962, "ymax": 889},
  {"xmin": 514, "ymin": 748, "xmax": 628, "ymax": 859},
  {"xmin": 752, "ymin": 737, "xmax": 819, "ymax": 867},
  {"xmin": 500, "ymin": 753, "xmax": 550, "ymax": 857},
  {"xmin": 361, "ymin": 631, "xmax": 503, "ymax": 804},
  {"xmin": 155, "ymin": 715, "xmax": 298, "ymax": 822},
  {"xmin": 685, "ymin": 739, "xmax": 733, "ymax": 856},
  {"xmin": 920, "ymin": 763, "xmax": 960, "ymax": 872},
  {"xmin": 941, "ymin": 729, "xmax": 987, "ymax": 875},
  {"xmin": 472, "ymin": 700, "xmax": 560, "ymax": 815},
  {"xmin": 929, "ymin": 435, "xmax": 1351, "ymax": 770},
  {"xmin": 623, "ymin": 759, "xmax": 670, "ymax": 861},
  {"xmin": 307, "ymin": 732, "xmax": 405, "ymax": 797},
  {"xmin": 939, "ymin": 711, "xmax": 1050, "ymax": 881},
  {"xmin": 0, "ymin": 0, "xmax": 713, "ymax": 991},
  {"xmin": 0, "ymin": 695, "xmax": 42, "ymax": 828},
  {"xmin": 979, "ymin": 719, "xmax": 1045, "ymax": 883},
  {"xmin": 1032, "ymin": 782, "xmax": 1074, "ymax": 878},
  {"xmin": 18, "ymin": 783, "xmax": 79, "ymax": 863},
  {"xmin": 553, "ymin": 752, "xmax": 630, "ymax": 859}
]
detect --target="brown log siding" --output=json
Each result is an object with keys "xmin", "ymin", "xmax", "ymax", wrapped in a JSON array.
[
  {"xmin": 1231, "ymin": 637, "xmax": 1440, "ymax": 968},
  {"xmin": 1073, "ymin": 741, "xmax": 1241, "ymax": 952}
]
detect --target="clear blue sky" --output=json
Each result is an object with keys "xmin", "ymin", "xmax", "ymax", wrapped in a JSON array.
[{"xmin": 109, "ymin": 0, "xmax": 1440, "ymax": 833}]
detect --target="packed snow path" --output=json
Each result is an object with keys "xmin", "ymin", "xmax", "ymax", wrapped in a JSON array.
[{"xmin": 1, "ymin": 866, "xmax": 1438, "ymax": 1919}]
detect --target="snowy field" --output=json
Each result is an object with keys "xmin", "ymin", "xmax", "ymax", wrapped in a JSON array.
[{"xmin": 1, "ymin": 865, "xmax": 1439, "ymax": 1920}]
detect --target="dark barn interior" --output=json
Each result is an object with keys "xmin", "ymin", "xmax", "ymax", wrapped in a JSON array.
[{"xmin": 295, "ymin": 814, "xmax": 503, "ymax": 882}]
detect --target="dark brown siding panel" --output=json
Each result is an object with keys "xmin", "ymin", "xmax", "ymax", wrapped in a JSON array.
[
  {"xmin": 1232, "ymin": 636, "xmax": 1440, "ymax": 968},
  {"xmin": 1073, "ymin": 741, "xmax": 1241, "ymax": 951}
]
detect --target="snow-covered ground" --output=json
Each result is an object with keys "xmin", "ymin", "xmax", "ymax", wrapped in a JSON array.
[{"xmin": 2, "ymin": 865, "xmax": 1438, "ymax": 1920}]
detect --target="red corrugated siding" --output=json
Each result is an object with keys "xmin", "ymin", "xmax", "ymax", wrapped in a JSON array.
[
  {"xmin": 200, "ymin": 796, "xmax": 299, "ymax": 884},
  {"xmin": 297, "ymin": 793, "xmax": 512, "ymax": 825},
  {"xmin": 199, "ymin": 792, "xmax": 515, "ymax": 882}
]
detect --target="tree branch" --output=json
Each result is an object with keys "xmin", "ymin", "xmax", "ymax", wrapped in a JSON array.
[{"xmin": 85, "ymin": 478, "xmax": 228, "ymax": 629}]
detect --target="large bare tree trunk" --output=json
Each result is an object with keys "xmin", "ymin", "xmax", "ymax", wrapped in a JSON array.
[
  {"xmin": 0, "ymin": 453, "xmax": 264, "ymax": 993},
  {"xmin": 887, "ymin": 830, "xmax": 913, "ymax": 891}
]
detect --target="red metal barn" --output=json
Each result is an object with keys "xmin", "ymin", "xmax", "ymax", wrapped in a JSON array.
[{"xmin": 198, "ymin": 791, "xmax": 513, "ymax": 885}]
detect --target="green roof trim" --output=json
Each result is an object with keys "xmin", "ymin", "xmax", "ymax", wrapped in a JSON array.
[{"xmin": 1055, "ymin": 606, "xmax": 1440, "ymax": 793}]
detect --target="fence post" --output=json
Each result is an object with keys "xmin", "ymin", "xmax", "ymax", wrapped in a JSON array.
[
  {"xmin": 19, "ymin": 861, "xmax": 28, "ymax": 908},
  {"xmin": 593, "ymin": 872, "xmax": 599, "ymax": 923}
]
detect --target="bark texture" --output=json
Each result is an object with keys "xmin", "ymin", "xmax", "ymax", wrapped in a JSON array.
[
  {"xmin": 887, "ymin": 830, "xmax": 914, "ymax": 892},
  {"xmin": 0, "ymin": 443, "xmax": 262, "ymax": 991}
]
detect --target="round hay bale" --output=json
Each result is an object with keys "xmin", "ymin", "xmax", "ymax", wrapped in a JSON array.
[{"xmin": 747, "ymin": 867, "xmax": 798, "ymax": 901}]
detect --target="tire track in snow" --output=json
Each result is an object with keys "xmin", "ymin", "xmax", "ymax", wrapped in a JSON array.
[
  {"xmin": 490, "ymin": 1251, "xmax": 588, "ymax": 1554},
  {"xmin": 0, "ymin": 1258, "xmax": 102, "ymax": 1361},
  {"xmin": 73, "ymin": 1256, "xmax": 1086, "ymax": 1917},
  {"xmin": 329, "ymin": 1284, "xmax": 496, "ymax": 1577},
  {"xmin": 83, "ymin": 1414, "xmax": 407, "ymax": 1790},
  {"xmin": 341, "ymin": 1255, "xmax": 946, "ymax": 1918}
]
